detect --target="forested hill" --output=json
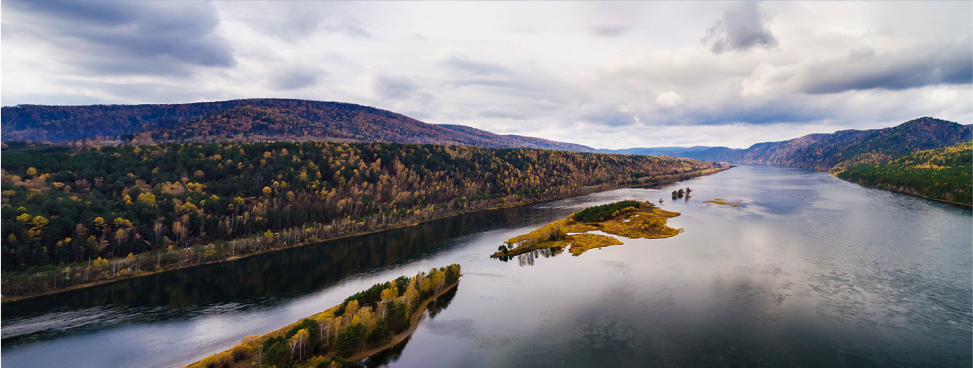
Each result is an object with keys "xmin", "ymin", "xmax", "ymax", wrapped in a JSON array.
[
  {"xmin": 0, "ymin": 141, "xmax": 726, "ymax": 283},
  {"xmin": 834, "ymin": 141, "xmax": 972, "ymax": 206},
  {"xmin": 0, "ymin": 99, "xmax": 594, "ymax": 152},
  {"xmin": 683, "ymin": 118, "xmax": 971, "ymax": 171}
]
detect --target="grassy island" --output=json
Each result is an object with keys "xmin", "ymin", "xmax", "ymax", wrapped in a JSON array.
[
  {"xmin": 702, "ymin": 198, "xmax": 741, "ymax": 207},
  {"xmin": 492, "ymin": 201, "xmax": 682, "ymax": 258},
  {"xmin": 183, "ymin": 264, "xmax": 461, "ymax": 368}
]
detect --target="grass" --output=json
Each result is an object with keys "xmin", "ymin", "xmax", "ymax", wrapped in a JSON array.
[
  {"xmin": 702, "ymin": 198, "xmax": 741, "ymax": 207},
  {"xmin": 492, "ymin": 201, "xmax": 683, "ymax": 258}
]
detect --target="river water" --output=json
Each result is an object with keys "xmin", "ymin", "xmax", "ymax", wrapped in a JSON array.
[{"xmin": 2, "ymin": 165, "xmax": 971, "ymax": 367}]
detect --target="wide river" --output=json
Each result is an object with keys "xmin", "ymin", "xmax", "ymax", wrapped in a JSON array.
[{"xmin": 2, "ymin": 165, "xmax": 971, "ymax": 367}]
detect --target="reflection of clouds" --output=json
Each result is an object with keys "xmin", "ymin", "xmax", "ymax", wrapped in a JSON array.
[{"xmin": 425, "ymin": 318, "xmax": 476, "ymax": 338}]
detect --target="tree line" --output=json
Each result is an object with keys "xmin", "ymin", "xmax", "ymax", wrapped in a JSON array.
[{"xmin": 191, "ymin": 264, "xmax": 462, "ymax": 368}]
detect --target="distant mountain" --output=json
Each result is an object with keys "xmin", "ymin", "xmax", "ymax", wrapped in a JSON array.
[
  {"xmin": 599, "ymin": 146, "xmax": 715, "ymax": 156},
  {"xmin": 619, "ymin": 118, "xmax": 970, "ymax": 171},
  {"xmin": 0, "ymin": 99, "xmax": 595, "ymax": 152}
]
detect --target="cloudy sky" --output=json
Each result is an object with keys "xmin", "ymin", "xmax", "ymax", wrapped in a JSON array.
[{"xmin": 2, "ymin": 1, "xmax": 971, "ymax": 149}]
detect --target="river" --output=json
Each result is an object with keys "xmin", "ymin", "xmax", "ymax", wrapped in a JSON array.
[{"xmin": 2, "ymin": 165, "xmax": 971, "ymax": 367}]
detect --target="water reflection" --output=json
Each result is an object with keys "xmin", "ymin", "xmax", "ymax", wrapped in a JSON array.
[
  {"xmin": 494, "ymin": 247, "xmax": 563, "ymax": 266},
  {"xmin": 1, "ymin": 208, "xmax": 520, "ymax": 347},
  {"xmin": 2, "ymin": 166, "xmax": 970, "ymax": 368},
  {"xmin": 356, "ymin": 286, "xmax": 460, "ymax": 368}
]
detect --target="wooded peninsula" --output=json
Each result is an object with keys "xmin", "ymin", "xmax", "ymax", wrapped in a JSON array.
[
  {"xmin": 0, "ymin": 141, "xmax": 729, "ymax": 300},
  {"xmin": 184, "ymin": 264, "xmax": 461, "ymax": 368}
]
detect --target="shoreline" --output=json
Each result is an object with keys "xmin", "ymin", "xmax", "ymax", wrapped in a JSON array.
[
  {"xmin": 339, "ymin": 281, "xmax": 458, "ymax": 363},
  {"xmin": 834, "ymin": 175, "xmax": 972, "ymax": 208},
  {"xmin": 2, "ymin": 165, "xmax": 731, "ymax": 304},
  {"xmin": 180, "ymin": 280, "xmax": 460, "ymax": 368}
]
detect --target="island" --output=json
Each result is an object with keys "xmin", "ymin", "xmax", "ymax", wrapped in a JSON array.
[
  {"xmin": 183, "ymin": 264, "xmax": 462, "ymax": 368},
  {"xmin": 492, "ymin": 200, "xmax": 682, "ymax": 258},
  {"xmin": 702, "ymin": 198, "xmax": 741, "ymax": 207}
]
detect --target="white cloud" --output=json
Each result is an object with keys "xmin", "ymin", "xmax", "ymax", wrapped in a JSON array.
[{"xmin": 655, "ymin": 91, "xmax": 684, "ymax": 107}]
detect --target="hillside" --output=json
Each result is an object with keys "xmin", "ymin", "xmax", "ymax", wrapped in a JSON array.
[
  {"xmin": 639, "ymin": 118, "xmax": 970, "ymax": 171},
  {"xmin": 1, "ymin": 99, "xmax": 595, "ymax": 152},
  {"xmin": 0, "ymin": 140, "xmax": 727, "ymax": 297},
  {"xmin": 833, "ymin": 141, "xmax": 972, "ymax": 206}
]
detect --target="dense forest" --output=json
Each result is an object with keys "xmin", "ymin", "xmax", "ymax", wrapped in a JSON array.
[
  {"xmin": 0, "ymin": 99, "xmax": 593, "ymax": 152},
  {"xmin": 673, "ymin": 118, "xmax": 971, "ymax": 171},
  {"xmin": 189, "ymin": 264, "xmax": 462, "ymax": 368},
  {"xmin": 0, "ymin": 141, "xmax": 726, "ymax": 296},
  {"xmin": 833, "ymin": 141, "xmax": 972, "ymax": 206}
]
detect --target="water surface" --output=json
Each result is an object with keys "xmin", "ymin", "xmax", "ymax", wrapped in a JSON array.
[{"xmin": 3, "ymin": 165, "xmax": 971, "ymax": 367}]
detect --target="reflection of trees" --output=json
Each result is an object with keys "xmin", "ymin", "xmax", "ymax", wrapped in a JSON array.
[
  {"xmin": 357, "ymin": 283, "xmax": 460, "ymax": 367},
  {"xmin": 426, "ymin": 284, "xmax": 459, "ymax": 318},
  {"xmin": 3, "ymin": 208, "xmax": 523, "ymax": 345},
  {"xmin": 515, "ymin": 247, "xmax": 563, "ymax": 267},
  {"xmin": 358, "ymin": 336, "xmax": 411, "ymax": 368}
]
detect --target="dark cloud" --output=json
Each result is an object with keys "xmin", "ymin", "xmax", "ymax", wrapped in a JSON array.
[
  {"xmin": 3, "ymin": 0, "xmax": 233, "ymax": 76},
  {"xmin": 800, "ymin": 42, "xmax": 972, "ymax": 94},
  {"xmin": 703, "ymin": 2, "xmax": 777, "ymax": 54}
]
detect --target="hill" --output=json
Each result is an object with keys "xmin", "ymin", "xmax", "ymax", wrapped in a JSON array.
[
  {"xmin": 833, "ymin": 141, "xmax": 972, "ymax": 206},
  {"xmin": 620, "ymin": 118, "xmax": 970, "ymax": 171},
  {"xmin": 0, "ymin": 140, "xmax": 727, "ymax": 297},
  {"xmin": 0, "ymin": 99, "xmax": 595, "ymax": 152}
]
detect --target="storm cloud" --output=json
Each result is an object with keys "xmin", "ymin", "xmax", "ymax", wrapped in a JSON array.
[{"xmin": 3, "ymin": 0, "xmax": 233, "ymax": 76}]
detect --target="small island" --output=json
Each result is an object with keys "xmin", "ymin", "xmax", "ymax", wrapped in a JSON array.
[
  {"xmin": 492, "ymin": 200, "xmax": 682, "ymax": 258},
  {"xmin": 702, "ymin": 198, "xmax": 741, "ymax": 207},
  {"xmin": 184, "ymin": 264, "xmax": 462, "ymax": 368}
]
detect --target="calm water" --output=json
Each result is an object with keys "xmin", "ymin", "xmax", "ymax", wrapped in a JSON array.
[{"xmin": 3, "ymin": 165, "xmax": 971, "ymax": 367}]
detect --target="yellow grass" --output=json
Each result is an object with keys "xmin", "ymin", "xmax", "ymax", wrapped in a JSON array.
[
  {"xmin": 492, "ymin": 201, "xmax": 683, "ymax": 258},
  {"xmin": 702, "ymin": 198, "xmax": 741, "ymax": 207}
]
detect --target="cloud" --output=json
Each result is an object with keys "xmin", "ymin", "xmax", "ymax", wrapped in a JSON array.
[
  {"xmin": 703, "ymin": 2, "xmax": 777, "ymax": 54},
  {"xmin": 2, "ymin": 2, "xmax": 970, "ymax": 150},
  {"xmin": 743, "ymin": 40, "xmax": 973, "ymax": 95},
  {"xmin": 443, "ymin": 55, "xmax": 512, "ymax": 76},
  {"xmin": 655, "ymin": 91, "xmax": 684, "ymax": 107},
  {"xmin": 269, "ymin": 66, "xmax": 325, "ymax": 91},
  {"xmin": 589, "ymin": 24, "xmax": 631, "ymax": 38},
  {"xmin": 218, "ymin": 2, "xmax": 370, "ymax": 40},
  {"xmin": 3, "ymin": 0, "xmax": 234, "ymax": 76}
]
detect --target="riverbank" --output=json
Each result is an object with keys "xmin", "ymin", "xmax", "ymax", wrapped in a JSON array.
[
  {"xmin": 183, "ymin": 266, "xmax": 462, "ymax": 368},
  {"xmin": 2, "ymin": 165, "xmax": 731, "ymax": 303}
]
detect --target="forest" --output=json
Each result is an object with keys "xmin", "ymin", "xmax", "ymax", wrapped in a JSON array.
[
  {"xmin": 1, "ymin": 99, "xmax": 592, "ymax": 152},
  {"xmin": 833, "ymin": 141, "xmax": 972, "ymax": 206},
  {"xmin": 187, "ymin": 264, "xmax": 462, "ymax": 368},
  {"xmin": 0, "ymin": 141, "xmax": 727, "ymax": 297}
]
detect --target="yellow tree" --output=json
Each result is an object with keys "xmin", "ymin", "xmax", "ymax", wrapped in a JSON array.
[{"xmin": 289, "ymin": 329, "xmax": 309, "ymax": 361}]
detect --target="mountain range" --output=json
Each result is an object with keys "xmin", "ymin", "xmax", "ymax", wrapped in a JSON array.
[
  {"xmin": 605, "ymin": 117, "xmax": 971, "ymax": 172},
  {"xmin": 0, "ymin": 99, "xmax": 595, "ymax": 152}
]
